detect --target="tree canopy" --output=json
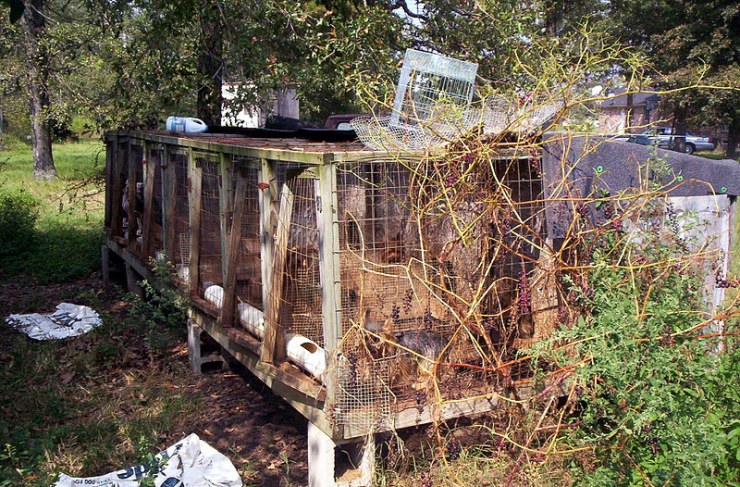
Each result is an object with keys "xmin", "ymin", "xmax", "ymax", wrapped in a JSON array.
[{"xmin": 0, "ymin": 0, "xmax": 738, "ymax": 165}]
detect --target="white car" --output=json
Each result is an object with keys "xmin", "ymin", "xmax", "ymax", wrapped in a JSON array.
[{"xmin": 641, "ymin": 126, "xmax": 716, "ymax": 154}]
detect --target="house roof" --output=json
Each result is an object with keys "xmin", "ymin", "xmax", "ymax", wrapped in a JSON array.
[{"xmin": 601, "ymin": 89, "xmax": 660, "ymax": 108}]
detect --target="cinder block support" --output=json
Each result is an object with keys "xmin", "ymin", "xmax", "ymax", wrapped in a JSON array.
[
  {"xmin": 308, "ymin": 423, "xmax": 375, "ymax": 487},
  {"xmin": 187, "ymin": 321, "xmax": 204, "ymax": 376},
  {"xmin": 187, "ymin": 320, "xmax": 226, "ymax": 376}
]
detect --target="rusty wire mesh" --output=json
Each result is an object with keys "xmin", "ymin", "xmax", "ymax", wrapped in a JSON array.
[{"xmin": 197, "ymin": 154, "xmax": 222, "ymax": 294}]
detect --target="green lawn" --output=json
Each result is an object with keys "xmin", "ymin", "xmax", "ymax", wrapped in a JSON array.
[{"xmin": 0, "ymin": 141, "xmax": 106, "ymax": 282}]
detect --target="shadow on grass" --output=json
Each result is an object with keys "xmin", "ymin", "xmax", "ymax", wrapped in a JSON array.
[{"xmin": 0, "ymin": 225, "xmax": 103, "ymax": 283}]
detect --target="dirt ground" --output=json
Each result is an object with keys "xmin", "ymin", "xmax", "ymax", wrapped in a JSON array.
[{"xmin": 0, "ymin": 274, "xmax": 310, "ymax": 486}]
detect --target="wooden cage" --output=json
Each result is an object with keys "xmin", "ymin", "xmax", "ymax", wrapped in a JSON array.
[{"xmin": 103, "ymin": 130, "xmax": 736, "ymax": 486}]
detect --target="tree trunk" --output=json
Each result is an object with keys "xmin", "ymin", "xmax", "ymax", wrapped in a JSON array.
[
  {"xmin": 196, "ymin": 0, "xmax": 223, "ymax": 126},
  {"xmin": 22, "ymin": 0, "xmax": 57, "ymax": 180},
  {"xmin": 671, "ymin": 107, "xmax": 687, "ymax": 154},
  {"xmin": 727, "ymin": 113, "xmax": 738, "ymax": 159}
]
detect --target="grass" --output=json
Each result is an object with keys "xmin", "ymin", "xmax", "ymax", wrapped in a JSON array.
[
  {"xmin": 0, "ymin": 290, "xmax": 200, "ymax": 486},
  {"xmin": 0, "ymin": 139, "xmax": 738, "ymax": 486},
  {"xmin": 0, "ymin": 141, "xmax": 205, "ymax": 485},
  {"xmin": 0, "ymin": 140, "xmax": 105, "ymax": 282}
]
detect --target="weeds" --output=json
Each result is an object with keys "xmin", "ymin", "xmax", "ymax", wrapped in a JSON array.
[{"xmin": 126, "ymin": 257, "xmax": 189, "ymax": 359}]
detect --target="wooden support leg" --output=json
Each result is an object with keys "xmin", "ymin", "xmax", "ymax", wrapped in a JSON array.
[
  {"xmin": 101, "ymin": 244, "xmax": 110, "ymax": 283},
  {"xmin": 308, "ymin": 423, "xmax": 375, "ymax": 487},
  {"xmin": 125, "ymin": 264, "xmax": 142, "ymax": 297}
]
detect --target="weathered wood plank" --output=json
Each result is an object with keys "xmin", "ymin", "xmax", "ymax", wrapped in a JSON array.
[
  {"xmin": 188, "ymin": 149, "xmax": 203, "ymax": 295},
  {"xmin": 220, "ymin": 169, "xmax": 249, "ymax": 328},
  {"xmin": 141, "ymin": 143, "xmax": 157, "ymax": 259},
  {"xmin": 108, "ymin": 130, "xmax": 330, "ymax": 165},
  {"xmin": 110, "ymin": 138, "xmax": 125, "ymax": 239},
  {"xmin": 127, "ymin": 143, "xmax": 139, "ymax": 250},
  {"xmin": 259, "ymin": 158, "xmax": 277, "ymax": 310},
  {"xmin": 261, "ymin": 183, "xmax": 294, "ymax": 365}
]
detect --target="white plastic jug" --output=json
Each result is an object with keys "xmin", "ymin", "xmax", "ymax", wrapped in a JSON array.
[{"xmin": 166, "ymin": 116, "xmax": 208, "ymax": 134}]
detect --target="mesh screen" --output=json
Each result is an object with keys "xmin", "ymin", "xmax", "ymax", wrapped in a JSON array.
[
  {"xmin": 197, "ymin": 155, "xmax": 222, "ymax": 293},
  {"xmin": 231, "ymin": 159, "xmax": 263, "ymax": 310},
  {"xmin": 331, "ymin": 155, "xmax": 546, "ymax": 429},
  {"xmin": 125, "ymin": 144, "xmax": 144, "ymax": 251},
  {"xmin": 172, "ymin": 152, "xmax": 190, "ymax": 266},
  {"xmin": 281, "ymin": 172, "xmax": 324, "ymax": 345}
]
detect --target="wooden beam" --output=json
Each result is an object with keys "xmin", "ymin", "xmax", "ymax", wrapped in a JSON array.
[
  {"xmin": 259, "ymin": 158, "xmax": 277, "ymax": 310},
  {"xmin": 188, "ymin": 149, "xmax": 203, "ymax": 296},
  {"xmin": 220, "ymin": 169, "xmax": 249, "ymax": 328},
  {"xmin": 261, "ymin": 182, "xmax": 294, "ymax": 365},
  {"xmin": 109, "ymin": 130, "xmax": 329, "ymax": 165},
  {"xmin": 127, "ymin": 143, "xmax": 139, "ymax": 250},
  {"xmin": 317, "ymin": 164, "xmax": 342, "ymax": 353},
  {"xmin": 141, "ymin": 143, "xmax": 157, "ymax": 260},
  {"xmin": 104, "ymin": 136, "xmax": 114, "ymax": 229},
  {"xmin": 110, "ymin": 138, "xmax": 124, "ymax": 239}
]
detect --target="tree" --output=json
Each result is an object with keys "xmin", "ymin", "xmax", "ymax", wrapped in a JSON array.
[
  {"xmin": 606, "ymin": 0, "xmax": 740, "ymax": 156},
  {"xmin": 22, "ymin": 0, "xmax": 56, "ymax": 179}
]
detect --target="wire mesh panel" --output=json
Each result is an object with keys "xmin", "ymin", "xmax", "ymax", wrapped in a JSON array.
[
  {"xmin": 329, "ymin": 152, "xmax": 549, "ymax": 426},
  {"xmin": 333, "ymin": 352, "xmax": 394, "ymax": 433},
  {"xmin": 231, "ymin": 159, "xmax": 263, "ymax": 311},
  {"xmin": 197, "ymin": 154, "xmax": 223, "ymax": 294},
  {"xmin": 353, "ymin": 50, "xmax": 479, "ymax": 151},
  {"xmin": 391, "ymin": 49, "xmax": 477, "ymax": 128},
  {"xmin": 271, "ymin": 168, "xmax": 324, "ymax": 346},
  {"xmin": 110, "ymin": 139, "xmax": 129, "ymax": 239},
  {"xmin": 172, "ymin": 151, "xmax": 190, "ymax": 270}
]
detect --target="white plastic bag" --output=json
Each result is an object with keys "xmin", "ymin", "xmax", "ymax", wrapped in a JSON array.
[
  {"xmin": 55, "ymin": 433, "xmax": 242, "ymax": 487},
  {"xmin": 5, "ymin": 303, "xmax": 102, "ymax": 340}
]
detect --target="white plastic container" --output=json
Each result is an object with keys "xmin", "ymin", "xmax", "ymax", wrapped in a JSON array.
[
  {"xmin": 204, "ymin": 284, "xmax": 224, "ymax": 308},
  {"xmin": 237, "ymin": 302, "xmax": 265, "ymax": 339},
  {"xmin": 286, "ymin": 333, "xmax": 328, "ymax": 379},
  {"xmin": 166, "ymin": 116, "xmax": 208, "ymax": 134}
]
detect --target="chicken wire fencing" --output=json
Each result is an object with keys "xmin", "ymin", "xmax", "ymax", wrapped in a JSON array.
[
  {"xmin": 197, "ymin": 153, "xmax": 223, "ymax": 296},
  {"xmin": 326, "ymin": 153, "xmax": 549, "ymax": 430},
  {"xmin": 267, "ymin": 166, "xmax": 325, "ymax": 346},
  {"xmin": 172, "ymin": 151, "xmax": 190, "ymax": 275},
  {"xmin": 230, "ymin": 159, "xmax": 263, "ymax": 311}
]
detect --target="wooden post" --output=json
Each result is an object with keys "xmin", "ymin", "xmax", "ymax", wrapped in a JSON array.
[
  {"xmin": 188, "ymin": 149, "xmax": 203, "ymax": 296},
  {"xmin": 110, "ymin": 138, "xmax": 124, "ymax": 239},
  {"xmin": 127, "ymin": 143, "xmax": 139, "ymax": 250},
  {"xmin": 259, "ymin": 158, "xmax": 277, "ymax": 310},
  {"xmin": 104, "ymin": 135, "xmax": 113, "ymax": 230},
  {"xmin": 261, "ymin": 182, "xmax": 294, "ymax": 365},
  {"xmin": 219, "ymin": 152, "xmax": 234, "ymax": 265},
  {"xmin": 141, "ymin": 143, "xmax": 157, "ymax": 260},
  {"xmin": 317, "ymin": 164, "xmax": 342, "ymax": 352},
  {"xmin": 220, "ymin": 169, "xmax": 249, "ymax": 328}
]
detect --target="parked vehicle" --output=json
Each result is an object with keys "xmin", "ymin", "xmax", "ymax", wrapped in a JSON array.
[
  {"xmin": 640, "ymin": 126, "xmax": 715, "ymax": 154},
  {"xmin": 324, "ymin": 114, "xmax": 368, "ymax": 130}
]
